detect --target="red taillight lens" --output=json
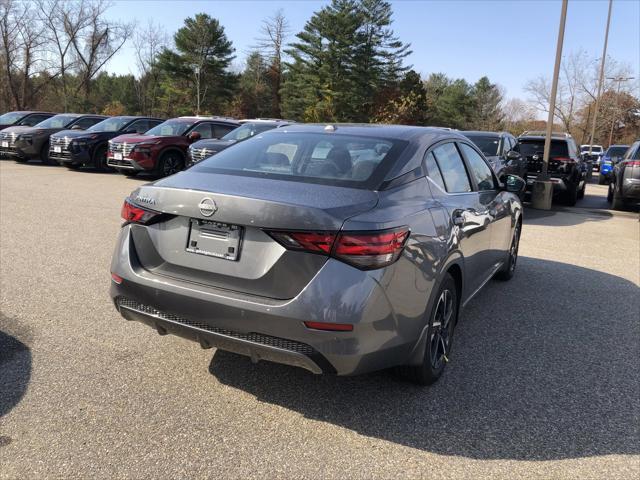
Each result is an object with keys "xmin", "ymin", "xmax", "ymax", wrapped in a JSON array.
[
  {"xmin": 111, "ymin": 273, "xmax": 123, "ymax": 284},
  {"xmin": 266, "ymin": 227, "xmax": 409, "ymax": 270},
  {"xmin": 304, "ymin": 321, "xmax": 353, "ymax": 332},
  {"xmin": 626, "ymin": 160, "xmax": 640, "ymax": 166},
  {"xmin": 121, "ymin": 198, "xmax": 161, "ymax": 225},
  {"xmin": 267, "ymin": 231, "xmax": 336, "ymax": 253},
  {"xmin": 334, "ymin": 227, "xmax": 410, "ymax": 269}
]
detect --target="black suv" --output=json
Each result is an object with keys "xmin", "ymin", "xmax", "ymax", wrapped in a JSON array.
[
  {"xmin": 49, "ymin": 116, "xmax": 163, "ymax": 171},
  {"xmin": 13, "ymin": 113, "xmax": 107, "ymax": 164},
  {"xmin": 462, "ymin": 130, "xmax": 525, "ymax": 178},
  {"xmin": 186, "ymin": 119, "xmax": 291, "ymax": 167},
  {"xmin": 515, "ymin": 131, "xmax": 586, "ymax": 206},
  {"xmin": 608, "ymin": 140, "xmax": 640, "ymax": 210}
]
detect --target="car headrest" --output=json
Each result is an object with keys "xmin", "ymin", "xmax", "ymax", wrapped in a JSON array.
[{"xmin": 326, "ymin": 147, "xmax": 352, "ymax": 174}]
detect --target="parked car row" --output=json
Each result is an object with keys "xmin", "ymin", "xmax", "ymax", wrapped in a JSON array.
[{"xmin": 0, "ymin": 111, "xmax": 292, "ymax": 177}]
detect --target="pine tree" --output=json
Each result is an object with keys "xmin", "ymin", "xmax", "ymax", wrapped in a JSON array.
[
  {"xmin": 157, "ymin": 13, "xmax": 235, "ymax": 114},
  {"xmin": 471, "ymin": 76, "xmax": 504, "ymax": 130},
  {"xmin": 282, "ymin": 0, "xmax": 410, "ymax": 122}
]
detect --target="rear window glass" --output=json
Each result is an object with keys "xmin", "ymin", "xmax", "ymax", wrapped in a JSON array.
[
  {"xmin": 191, "ymin": 131, "xmax": 407, "ymax": 189},
  {"xmin": 605, "ymin": 146, "xmax": 628, "ymax": 158},
  {"xmin": 517, "ymin": 139, "xmax": 568, "ymax": 157},
  {"xmin": 464, "ymin": 135, "xmax": 500, "ymax": 156}
]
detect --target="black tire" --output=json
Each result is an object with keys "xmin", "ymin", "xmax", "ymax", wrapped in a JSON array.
[
  {"xmin": 92, "ymin": 144, "xmax": 108, "ymax": 172},
  {"xmin": 496, "ymin": 220, "xmax": 521, "ymax": 281},
  {"xmin": 14, "ymin": 156, "xmax": 27, "ymax": 163},
  {"xmin": 598, "ymin": 175, "xmax": 606, "ymax": 185},
  {"xmin": 40, "ymin": 142, "xmax": 54, "ymax": 165},
  {"xmin": 65, "ymin": 163, "xmax": 81, "ymax": 170},
  {"xmin": 564, "ymin": 181, "xmax": 578, "ymax": 206},
  {"xmin": 607, "ymin": 182, "xmax": 614, "ymax": 202},
  {"xmin": 577, "ymin": 181, "xmax": 586, "ymax": 199},
  {"xmin": 403, "ymin": 274, "xmax": 458, "ymax": 385},
  {"xmin": 156, "ymin": 150, "xmax": 184, "ymax": 177},
  {"xmin": 611, "ymin": 182, "xmax": 626, "ymax": 210}
]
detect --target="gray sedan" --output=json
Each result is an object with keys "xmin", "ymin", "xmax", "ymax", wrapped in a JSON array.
[{"xmin": 110, "ymin": 124, "xmax": 524, "ymax": 384}]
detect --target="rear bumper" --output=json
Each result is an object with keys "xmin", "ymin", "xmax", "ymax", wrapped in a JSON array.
[{"xmin": 109, "ymin": 227, "xmax": 421, "ymax": 376}]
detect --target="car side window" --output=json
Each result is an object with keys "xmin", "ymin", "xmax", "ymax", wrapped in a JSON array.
[
  {"xmin": 424, "ymin": 151, "xmax": 446, "ymax": 192},
  {"xmin": 213, "ymin": 124, "xmax": 236, "ymax": 139},
  {"xmin": 73, "ymin": 117, "xmax": 103, "ymax": 129},
  {"xmin": 148, "ymin": 119, "xmax": 163, "ymax": 129},
  {"xmin": 567, "ymin": 139, "xmax": 578, "ymax": 158},
  {"xmin": 505, "ymin": 136, "xmax": 514, "ymax": 154},
  {"xmin": 459, "ymin": 143, "xmax": 496, "ymax": 191},
  {"xmin": 192, "ymin": 123, "xmax": 213, "ymax": 139},
  {"xmin": 431, "ymin": 143, "xmax": 472, "ymax": 193},
  {"xmin": 127, "ymin": 120, "xmax": 148, "ymax": 133},
  {"xmin": 22, "ymin": 114, "xmax": 49, "ymax": 126}
]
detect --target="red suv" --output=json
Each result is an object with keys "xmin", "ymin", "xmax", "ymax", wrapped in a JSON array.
[{"xmin": 107, "ymin": 116, "xmax": 240, "ymax": 177}]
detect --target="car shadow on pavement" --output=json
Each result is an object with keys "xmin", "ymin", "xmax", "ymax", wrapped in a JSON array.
[
  {"xmin": 0, "ymin": 314, "xmax": 32, "ymax": 419},
  {"xmin": 523, "ymin": 205, "xmax": 614, "ymax": 227},
  {"xmin": 209, "ymin": 257, "xmax": 640, "ymax": 461}
]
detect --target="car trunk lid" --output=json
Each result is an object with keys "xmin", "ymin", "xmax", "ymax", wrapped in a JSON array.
[{"xmin": 127, "ymin": 171, "xmax": 379, "ymax": 299}]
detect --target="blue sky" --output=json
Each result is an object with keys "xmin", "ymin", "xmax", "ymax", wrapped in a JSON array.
[{"xmin": 104, "ymin": 0, "xmax": 640, "ymax": 100}]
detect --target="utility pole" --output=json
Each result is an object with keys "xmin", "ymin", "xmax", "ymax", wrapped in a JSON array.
[
  {"xmin": 588, "ymin": 0, "xmax": 613, "ymax": 154},
  {"xmin": 532, "ymin": 0, "xmax": 569, "ymax": 210},
  {"xmin": 606, "ymin": 75, "xmax": 634, "ymax": 146}
]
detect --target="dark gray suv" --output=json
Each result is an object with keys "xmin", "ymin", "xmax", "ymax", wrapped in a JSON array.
[{"xmin": 110, "ymin": 125, "xmax": 524, "ymax": 384}]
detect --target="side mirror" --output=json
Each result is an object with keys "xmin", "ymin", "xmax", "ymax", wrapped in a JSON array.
[
  {"xmin": 500, "ymin": 174, "xmax": 526, "ymax": 194},
  {"xmin": 506, "ymin": 150, "xmax": 520, "ymax": 161},
  {"xmin": 188, "ymin": 131, "xmax": 201, "ymax": 142},
  {"xmin": 71, "ymin": 125, "xmax": 83, "ymax": 130}
]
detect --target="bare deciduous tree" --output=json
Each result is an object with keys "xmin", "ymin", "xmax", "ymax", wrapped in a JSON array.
[
  {"xmin": 132, "ymin": 20, "xmax": 167, "ymax": 115},
  {"xmin": 256, "ymin": 9, "xmax": 289, "ymax": 117},
  {"xmin": 69, "ymin": 0, "xmax": 133, "ymax": 105}
]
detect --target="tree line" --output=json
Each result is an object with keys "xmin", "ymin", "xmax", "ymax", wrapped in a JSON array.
[{"xmin": 2, "ymin": 0, "xmax": 638, "ymax": 145}]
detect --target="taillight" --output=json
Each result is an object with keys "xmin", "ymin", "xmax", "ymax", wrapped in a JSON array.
[
  {"xmin": 266, "ymin": 226, "xmax": 409, "ymax": 270},
  {"xmin": 626, "ymin": 161, "xmax": 640, "ymax": 167},
  {"xmin": 267, "ymin": 231, "xmax": 335, "ymax": 253},
  {"xmin": 121, "ymin": 198, "xmax": 163, "ymax": 225}
]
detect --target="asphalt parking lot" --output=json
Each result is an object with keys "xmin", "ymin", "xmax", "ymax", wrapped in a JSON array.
[{"xmin": 1, "ymin": 160, "xmax": 639, "ymax": 479}]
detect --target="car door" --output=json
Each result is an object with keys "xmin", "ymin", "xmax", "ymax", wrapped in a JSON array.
[
  {"xmin": 426, "ymin": 142, "xmax": 494, "ymax": 297},
  {"xmin": 458, "ymin": 142, "xmax": 511, "ymax": 269},
  {"xmin": 213, "ymin": 123, "xmax": 237, "ymax": 139},
  {"xmin": 126, "ymin": 119, "xmax": 150, "ymax": 134}
]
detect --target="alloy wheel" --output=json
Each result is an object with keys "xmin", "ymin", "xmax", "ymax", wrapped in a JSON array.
[
  {"xmin": 162, "ymin": 154, "xmax": 182, "ymax": 176},
  {"xmin": 509, "ymin": 223, "xmax": 521, "ymax": 273},
  {"xmin": 429, "ymin": 289, "xmax": 454, "ymax": 370}
]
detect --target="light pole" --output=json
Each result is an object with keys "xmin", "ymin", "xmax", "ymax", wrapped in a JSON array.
[
  {"xmin": 532, "ymin": 0, "xmax": 568, "ymax": 210},
  {"xmin": 606, "ymin": 75, "xmax": 634, "ymax": 146},
  {"xmin": 587, "ymin": 0, "xmax": 613, "ymax": 154}
]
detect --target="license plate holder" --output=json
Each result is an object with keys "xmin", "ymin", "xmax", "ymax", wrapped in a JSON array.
[
  {"xmin": 53, "ymin": 146, "xmax": 62, "ymax": 153},
  {"xmin": 1, "ymin": 141, "xmax": 8, "ymax": 148},
  {"xmin": 186, "ymin": 219, "xmax": 242, "ymax": 261},
  {"xmin": 114, "ymin": 152, "xmax": 123, "ymax": 160}
]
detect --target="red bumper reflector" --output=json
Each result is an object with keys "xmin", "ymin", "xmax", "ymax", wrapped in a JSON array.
[
  {"xmin": 304, "ymin": 321, "xmax": 353, "ymax": 332},
  {"xmin": 111, "ymin": 273, "xmax": 123, "ymax": 284}
]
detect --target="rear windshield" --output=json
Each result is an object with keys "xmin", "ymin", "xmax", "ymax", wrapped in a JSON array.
[
  {"xmin": 35, "ymin": 115, "xmax": 77, "ymax": 129},
  {"xmin": 464, "ymin": 135, "xmax": 500, "ymax": 156},
  {"xmin": 517, "ymin": 139, "xmax": 568, "ymax": 157},
  {"xmin": 190, "ymin": 131, "xmax": 408, "ymax": 189}
]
